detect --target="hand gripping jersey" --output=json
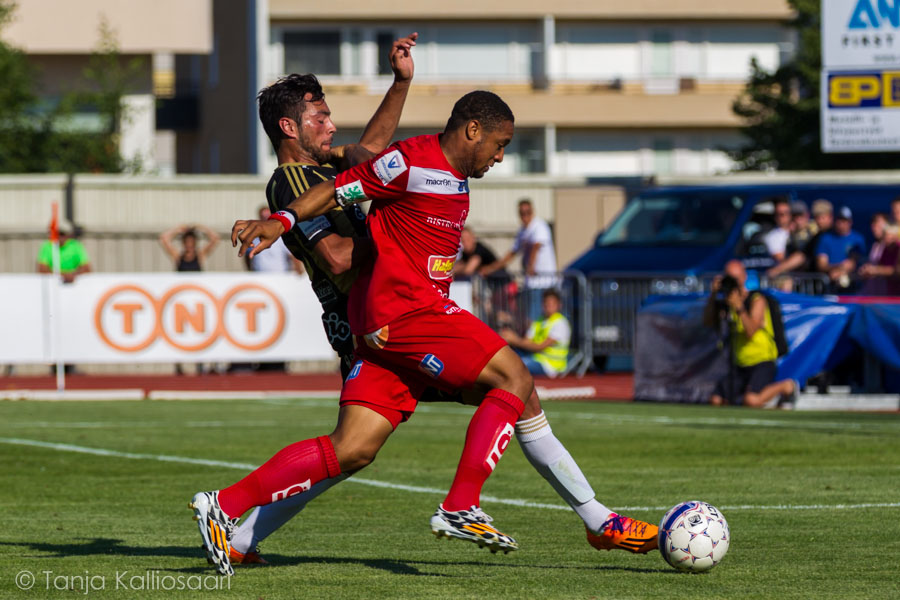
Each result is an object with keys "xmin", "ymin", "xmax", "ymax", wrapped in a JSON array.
[
  {"xmin": 266, "ymin": 162, "xmax": 368, "ymax": 366},
  {"xmin": 332, "ymin": 134, "xmax": 469, "ymax": 333}
]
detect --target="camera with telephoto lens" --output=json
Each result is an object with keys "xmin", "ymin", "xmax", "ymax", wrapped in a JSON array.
[{"xmin": 714, "ymin": 275, "xmax": 741, "ymax": 314}]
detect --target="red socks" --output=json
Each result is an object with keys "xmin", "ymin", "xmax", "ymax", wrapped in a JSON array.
[
  {"xmin": 217, "ymin": 435, "xmax": 341, "ymax": 518},
  {"xmin": 442, "ymin": 389, "xmax": 525, "ymax": 511}
]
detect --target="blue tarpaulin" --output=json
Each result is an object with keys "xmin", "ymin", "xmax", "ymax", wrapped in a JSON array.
[{"xmin": 634, "ymin": 292, "xmax": 900, "ymax": 403}]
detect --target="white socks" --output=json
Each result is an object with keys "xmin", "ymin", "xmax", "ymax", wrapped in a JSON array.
[
  {"xmin": 230, "ymin": 473, "xmax": 348, "ymax": 554},
  {"xmin": 515, "ymin": 411, "xmax": 612, "ymax": 533},
  {"xmin": 232, "ymin": 411, "xmax": 615, "ymax": 552}
]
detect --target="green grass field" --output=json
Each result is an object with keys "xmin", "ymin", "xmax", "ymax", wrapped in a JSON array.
[{"xmin": 1, "ymin": 397, "xmax": 898, "ymax": 599}]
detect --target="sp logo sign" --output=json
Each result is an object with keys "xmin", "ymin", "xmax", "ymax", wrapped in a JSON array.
[{"xmin": 94, "ymin": 283, "xmax": 285, "ymax": 353}]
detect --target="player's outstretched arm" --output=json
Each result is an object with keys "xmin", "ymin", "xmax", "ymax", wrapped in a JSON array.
[
  {"xmin": 353, "ymin": 32, "xmax": 417, "ymax": 162},
  {"xmin": 232, "ymin": 180, "xmax": 338, "ymax": 258}
]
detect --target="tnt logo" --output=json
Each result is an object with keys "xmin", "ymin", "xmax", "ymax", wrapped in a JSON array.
[
  {"xmin": 271, "ymin": 479, "xmax": 311, "ymax": 502},
  {"xmin": 94, "ymin": 283, "xmax": 285, "ymax": 353},
  {"xmin": 427, "ymin": 255, "xmax": 456, "ymax": 280},
  {"xmin": 849, "ymin": 0, "xmax": 900, "ymax": 29},
  {"xmin": 484, "ymin": 423, "xmax": 515, "ymax": 472},
  {"xmin": 828, "ymin": 72, "xmax": 900, "ymax": 108},
  {"xmin": 418, "ymin": 354, "xmax": 444, "ymax": 378},
  {"xmin": 346, "ymin": 360, "xmax": 363, "ymax": 381}
]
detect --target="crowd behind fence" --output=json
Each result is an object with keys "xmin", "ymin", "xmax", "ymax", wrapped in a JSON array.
[{"xmin": 469, "ymin": 270, "xmax": 832, "ymax": 371}]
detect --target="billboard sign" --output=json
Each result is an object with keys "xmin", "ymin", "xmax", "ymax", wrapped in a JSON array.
[{"xmin": 822, "ymin": 1, "xmax": 900, "ymax": 152}]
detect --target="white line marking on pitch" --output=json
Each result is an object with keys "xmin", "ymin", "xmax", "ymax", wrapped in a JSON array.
[{"xmin": 1, "ymin": 436, "xmax": 898, "ymax": 514}]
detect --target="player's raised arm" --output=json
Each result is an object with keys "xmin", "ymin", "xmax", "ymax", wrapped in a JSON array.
[
  {"xmin": 232, "ymin": 179, "xmax": 339, "ymax": 258},
  {"xmin": 338, "ymin": 32, "xmax": 417, "ymax": 169}
]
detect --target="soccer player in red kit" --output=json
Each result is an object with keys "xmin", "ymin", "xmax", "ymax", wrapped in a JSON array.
[{"xmin": 193, "ymin": 92, "xmax": 654, "ymax": 576}]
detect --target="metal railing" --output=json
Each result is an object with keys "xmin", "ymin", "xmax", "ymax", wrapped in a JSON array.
[
  {"xmin": 586, "ymin": 271, "xmax": 832, "ymax": 357},
  {"xmin": 469, "ymin": 270, "xmax": 833, "ymax": 370},
  {"xmin": 469, "ymin": 271, "xmax": 593, "ymax": 377}
]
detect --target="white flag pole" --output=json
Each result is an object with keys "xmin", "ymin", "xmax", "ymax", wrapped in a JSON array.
[{"xmin": 50, "ymin": 203, "xmax": 65, "ymax": 393}]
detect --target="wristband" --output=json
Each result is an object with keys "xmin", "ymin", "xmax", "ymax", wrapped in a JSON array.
[{"xmin": 268, "ymin": 210, "xmax": 295, "ymax": 232}]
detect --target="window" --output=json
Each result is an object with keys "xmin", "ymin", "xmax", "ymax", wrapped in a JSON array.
[
  {"xmin": 597, "ymin": 193, "xmax": 744, "ymax": 247},
  {"xmin": 283, "ymin": 31, "xmax": 341, "ymax": 75},
  {"xmin": 376, "ymin": 31, "xmax": 395, "ymax": 75},
  {"xmin": 650, "ymin": 30, "xmax": 673, "ymax": 77}
]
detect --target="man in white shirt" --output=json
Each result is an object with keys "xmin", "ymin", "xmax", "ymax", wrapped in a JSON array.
[
  {"xmin": 482, "ymin": 198, "xmax": 558, "ymax": 318},
  {"xmin": 247, "ymin": 206, "xmax": 304, "ymax": 274},
  {"xmin": 763, "ymin": 197, "xmax": 792, "ymax": 262}
]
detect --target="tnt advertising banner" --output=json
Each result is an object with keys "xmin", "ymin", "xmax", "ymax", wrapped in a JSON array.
[
  {"xmin": 0, "ymin": 273, "xmax": 473, "ymax": 364},
  {"xmin": 821, "ymin": 0, "xmax": 900, "ymax": 152}
]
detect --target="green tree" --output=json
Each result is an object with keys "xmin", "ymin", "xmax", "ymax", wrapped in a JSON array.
[
  {"xmin": 730, "ymin": 0, "xmax": 898, "ymax": 170},
  {"xmin": 0, "ymin": 1, "xmax": 142, "ymax": 173},
  {"xmin": 0, "ymin": 1, "xmax": 40, "ymax": 172}
]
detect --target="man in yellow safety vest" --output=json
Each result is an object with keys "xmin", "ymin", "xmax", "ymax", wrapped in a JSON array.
[{"xmin": 500, "ymin": 288, "xmax": 570, "ymax": 377}]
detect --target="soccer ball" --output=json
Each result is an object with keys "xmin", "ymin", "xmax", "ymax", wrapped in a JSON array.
[{"xmin": 657, "ymin": 501, "xmax": 730, "ymax": 573}]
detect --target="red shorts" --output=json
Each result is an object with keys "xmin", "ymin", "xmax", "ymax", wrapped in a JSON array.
[{"xmin": 339, "ymin": 300, "xmax": 507, "ymax": 428}]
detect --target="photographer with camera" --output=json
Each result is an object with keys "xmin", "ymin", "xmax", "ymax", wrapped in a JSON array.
[{"xmin": 704, "ymin": 260, "xmax": 798, "ymax": 408}]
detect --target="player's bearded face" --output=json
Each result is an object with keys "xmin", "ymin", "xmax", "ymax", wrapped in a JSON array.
[
  {"xmin": 470, "ymin": 120, "xmax": 514, "ymax": 179},
  {"xmin": 298, "ymin": 99, "xmax": 336, "ymax": 164}
]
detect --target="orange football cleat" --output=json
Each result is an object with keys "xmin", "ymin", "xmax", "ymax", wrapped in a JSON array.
[
  {"xmin": 586, "ymin": 513, "xmax": 658, "ymax": 554},
  {"xmin": 229, "ymin": 547, "xmax": 268, "ymax": 565}
]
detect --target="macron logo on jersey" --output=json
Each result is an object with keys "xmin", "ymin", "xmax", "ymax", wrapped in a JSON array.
[
  {"xmin": 406, "ymin": 167, "xmax": 468, "ymax": 196},
  {"xmin": 373, "ymin": 150, "xmax": 407, "ymax": 186}
]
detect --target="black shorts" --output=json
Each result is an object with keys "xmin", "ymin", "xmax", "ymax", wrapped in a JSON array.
[{"xmin": 714, "ymin": 361, "xmax": 777, "ymax": 405}]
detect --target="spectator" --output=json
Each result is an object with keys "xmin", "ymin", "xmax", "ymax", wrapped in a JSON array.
[
  {"xmin": 858, "ymin": 213, "xmax": 900, "ymax": 295},
  {"xmin": 483, "ymin": 198, "xmax": 558, "ymax": 318},
  {"xmin": 159, "ymin": 224, "xmax": 219, "ymax": 272},
  {"xmin": 789, "ymin": 200, "xmax": 816, "ymax": 252},
  {"xmin": 233, "ymin": 207, "xmax": 302, "ymax": 374},
  {"xmin": 816, "ymin": 206, "xmax": 866, "ymax": 291},
  {"xmin": 499, "ymin": 289, "xmax": 570, "ymax": 378},
  {"xmin": 763, "ymin": 197, "xmax": 792, "ymax": 262},
  {"xmin": 159, "ymin": 224, "xmax": 219, "ymax": 375},
  {"xmin": 891, "ymin": 196, "xmax": 900, "ymax": 230},
  {"xmin": 246, "ymin": 206, "xmax": 304, "ymax": 274},
  {"xmin": 768, "ymin": 198, "xmax": 833, "ymax": 277},
  {"xmin": 37, "ymin": 222, "xmax": 91, "ymax": 283},
  {"xmin": 453, "ymin": 227, "xmax": 505, "ymax": 281},
  {"xmin": 704, "ymin": 260, "xmax": 797, "ymax": 408}
]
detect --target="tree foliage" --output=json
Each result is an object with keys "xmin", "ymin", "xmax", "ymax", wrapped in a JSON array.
[
  {"xmin": 0, "ymin": 1, "xmax": 142, "ymax": 173},
  {"xmin": 730, "ymin": 0, "xmax": 898, "ymax": 170}
]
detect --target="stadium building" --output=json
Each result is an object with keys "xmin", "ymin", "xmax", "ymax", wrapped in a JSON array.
[{"xmin": 166, "ymin": 0, "xmax": 795, "ymax": 179}]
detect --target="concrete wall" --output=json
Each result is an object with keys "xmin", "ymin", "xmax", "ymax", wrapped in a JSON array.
[
  {"xmin": 269, "ymin": 0, "xmax": 792, "ymax": 20},
  {"xmin": 5, "ymin": 0, "xmax": 212, "ymax": 54},
  {"xmin": 554, "ymin": 186, "xmax": 626, "ymax": 268},
  {"xmin": 0, "ymin": 174, "xmax": 601, "ymax": 275}
]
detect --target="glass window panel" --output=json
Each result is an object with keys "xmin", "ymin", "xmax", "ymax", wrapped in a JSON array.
[{"xmin": 284, "ymin": 31, "xmax": 341, "ymax": 75}]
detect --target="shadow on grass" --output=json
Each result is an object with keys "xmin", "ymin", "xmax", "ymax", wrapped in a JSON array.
[{"xmin": 2, "ymin": 539, "xmax": 670, "ymax": 577}]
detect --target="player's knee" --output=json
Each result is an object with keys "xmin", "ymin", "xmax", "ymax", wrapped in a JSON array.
[
  {"xmin": 476, "ymin": 346, "xmax": 534, "ymax": 406},
  {"xmin": 519, "ymin": 388, "xmax": 542, "ymax": 420},
  {"xmin": 334, "ymin": 442, "xmax": 378, "ymax": 473}
]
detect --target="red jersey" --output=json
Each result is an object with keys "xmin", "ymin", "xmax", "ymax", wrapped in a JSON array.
[{"xmin": 333, "ymin": 134, "xmax": 469, "ymax": 333}]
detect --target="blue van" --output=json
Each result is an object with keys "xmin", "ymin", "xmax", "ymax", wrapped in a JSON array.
[
  {"xmin": 568, "ymin": 182, "xmax": 900, "ymax": 275},
  {"xmin": 565, "ymin": 181, "xmax": 900, "ymax": 365}
]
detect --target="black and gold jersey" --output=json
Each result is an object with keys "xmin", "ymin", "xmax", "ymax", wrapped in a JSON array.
[{"xmin": 266, "ymin": 162, "xmax": 368, "ymax": 362}]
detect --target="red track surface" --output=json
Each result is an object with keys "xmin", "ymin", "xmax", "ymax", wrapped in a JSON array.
[{"xmin": 0, "ymin": 372, "xmax": 634, "ymax": 400}]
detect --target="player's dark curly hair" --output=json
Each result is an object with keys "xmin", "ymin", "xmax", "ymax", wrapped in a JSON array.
[
  {"xmin": 444, "ymin": 91, "xmax": 514, "ymax": 133},
  {"xmin": 258, "ymin": 74, "xmax": 325, "ymax": 150}
]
